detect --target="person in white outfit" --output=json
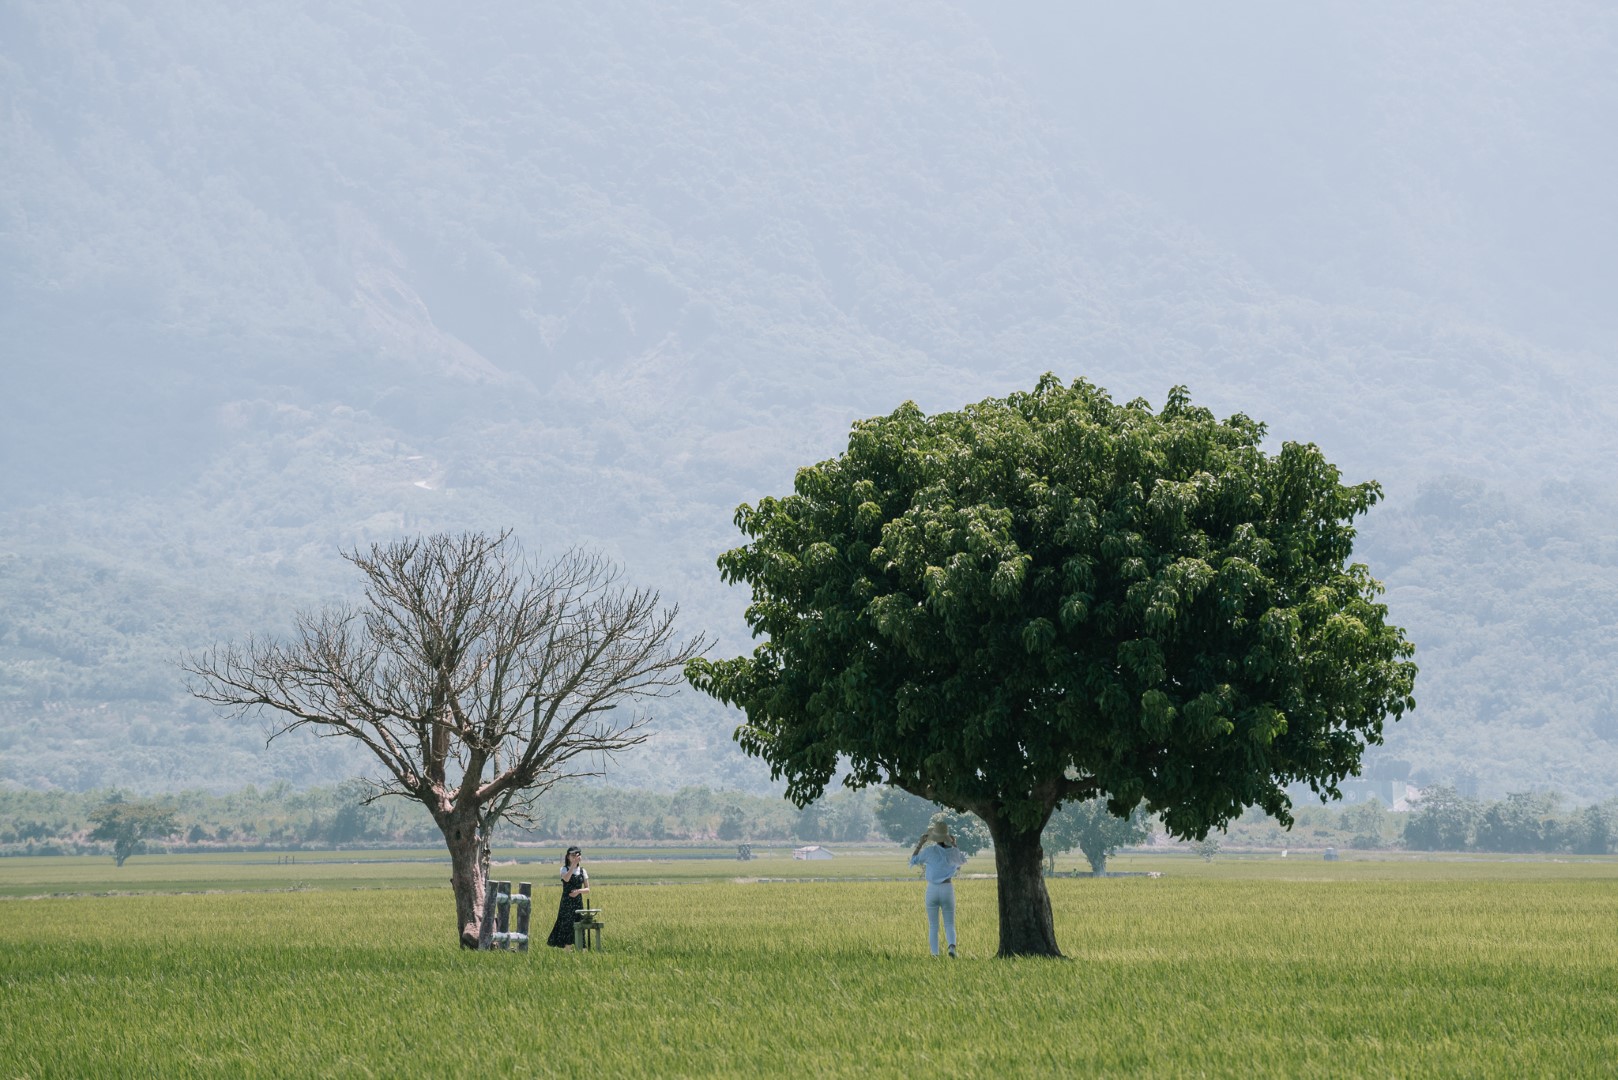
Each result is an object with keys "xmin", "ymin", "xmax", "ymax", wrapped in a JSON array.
[{"xmin": 910, "ymin": 819, "xmax": 969, "ymax": 957}]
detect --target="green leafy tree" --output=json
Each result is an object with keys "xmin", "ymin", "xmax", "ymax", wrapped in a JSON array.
[
  {"xmin": 1475, "ymin": 791, "xmax": 1560, "ymax": 853},
  {"xmin": 717, "ymin": 804, "xmax": 747, "ymax": 841},
  {"xmin": 929, "ymin": 810, "xmax": 991, "ymax": 857},
  {"xmin": 827, "ymin": 793, "xmax": 875, "ymax": 842},
  {"xmin": 688, "ymin": 376, "xmax": 1416, "ymax": 956},
  {"xmin": 792, "ymin": 802, "xmax": 826, "ymax": 841},
  {"xmin": 1044, "ymin": 798, "xmax": 1152, "ymax": 874},
  {"xmin": 874, "ymin": 786, "xmax": 989, "ymax": 855},
  {"xmin": 87, "ymin": 795, "xmax": 178, "ymax": 867},
  {"xmin": 326, "ymin": 778, "xmax": 380, "ymax": 846},
  {"xmin": 1402, "ymin": 785, "xmax": 1480, "ymax": 851},
  {"xmin": 1341, "ymin": 798, "xmax": 1389, "ymax": 849},
  {"xmin": 1571, "ymin": 801, "xmax": 1614, "ymax": 855},
  {"xmin": 874, "ymin": 787, "xmax": 939, "ymax": 845},
  {"xmin": 793, "ymin": 791, "xmax": 874, "ymax": 842}
]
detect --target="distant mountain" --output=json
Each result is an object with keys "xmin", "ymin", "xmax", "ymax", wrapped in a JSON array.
[{"xmin": 2, "ymin": 0, "xmax": 1616, "ymax": 800}]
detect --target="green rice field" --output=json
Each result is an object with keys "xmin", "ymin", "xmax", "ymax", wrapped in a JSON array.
[{"xmin": 2, "ymin": 849, "xmax": 1616, "ymax": 1077}]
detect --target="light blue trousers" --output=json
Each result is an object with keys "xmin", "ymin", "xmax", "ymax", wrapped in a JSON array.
[{"xmin": 925, "ymin": 881, "xmax": 957, "ymax": 955}]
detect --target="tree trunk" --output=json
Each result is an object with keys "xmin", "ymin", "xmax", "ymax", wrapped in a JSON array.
[
  {"xmin": 442, "ymin": 811, "xmax": 489, "ymax": 949},
  {"xmin": 987, "ymin": 816, "xmax": 1063, "ymax": 957}
]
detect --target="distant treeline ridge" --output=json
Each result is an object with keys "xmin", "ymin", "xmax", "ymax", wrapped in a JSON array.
[{"xmin": 3, "ymin": 783, "xmax": 1615, "ymax": 858}]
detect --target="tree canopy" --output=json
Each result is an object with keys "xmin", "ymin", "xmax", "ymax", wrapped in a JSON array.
[
  {"xmin": 689, "ymin": 375, "xmax": 1416, "ymax": 955},
  {"xmin": 873, "ymin": 786, "xmax": 990, "ymax": 856},
  {"xmin": 88, "ymin": 795, "xmax": 178, "ymax": 867},
  {"xmin": 1043, "ymin": 798, "xmax": 1152, "ymax": 875}
]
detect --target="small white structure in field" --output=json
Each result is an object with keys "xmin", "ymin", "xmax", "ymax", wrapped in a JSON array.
[{"xmin": 793, "ymin": 845, "xmax": 835, "ymax": 860}]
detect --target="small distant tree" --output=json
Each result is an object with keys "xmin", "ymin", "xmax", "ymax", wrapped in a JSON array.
[
  {"xmin": 828, "ymin": 793, "xmax": 875, "ymax": 841},
  {"xmin": 1475, "ymin": 791, "xmax": 1559, "ymax": 853},
  {"xmin": 88, "ymin": 795, "xmax": 178, "ymax": 867},
  {"xmin": 1193, "ymin": 835, "xmax": 1221, "ymax": 861},
  {"xmin": 792, "ymin": 801, "xmax": 826, "ymax": 841},
  {"xmin": 795, "ymin": 792, "xmax": 876, "ymax": 842},
  {"xmin": 1044, "ymin": 798, "xmax": 1151, "ymax": 874},
  {"xmin": 669, "ymin": 787, "xmax": 718, "ymax": 835},
  {"xmin": 875, "ymin": 787, "xmax": 989, "ymax": 854},
  {"xmin": 1403, "ymin": 785, "xmax": 1479, "ymax": 851},
  {"xmin": 1571, "ymin": 801, "xmax": 1613, "ymax": 855},
  {"xmin": 873, "ymin": 786, "xmax": 970, "ymax": 854},
  {"xmin": 327, "ymin": 778, "xmax": 381, "ymax": 846},
  {"xmin": 929, "ymin": 809, "xmax": 991, "ymax": 857},
  {"xmin": 874, "ymin": 787, "xmax": 938, "ymax": 845},
  {"xmin": 1341, "ymin": 798, "xmax": 1388, "ymax": 849},
  {"xmin": 187, "ymin": 532, "xmax": 704, "ymax": 947},
  {"xmin": 718, "ymin": 804, "xmax": 747, "ymax": 841}
]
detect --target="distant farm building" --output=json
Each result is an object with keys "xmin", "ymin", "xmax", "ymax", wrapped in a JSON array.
[{"xmin": 792, "ymin": 845, "xmax": 835, "ymax": 860}]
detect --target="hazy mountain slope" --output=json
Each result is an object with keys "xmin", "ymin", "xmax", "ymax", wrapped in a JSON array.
[
  {"xmin": 1358, "ymin": 479, "xmax": 1618, "ymax": 797},
  {"xmin": 2, "ymin": 0, "xmax": 1616, "ymax": 799}
]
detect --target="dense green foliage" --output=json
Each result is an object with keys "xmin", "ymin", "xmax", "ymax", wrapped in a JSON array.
[
  {"xmin": 691, "ymin": 377, "xmax": 1416, "ymax": 835},
  {"xmin": 1404, "ymin": 786, "xmax": 1618, "ymax": 855},
  {"xmin": 691, "ymin": 377, "xmax": 1416, "ymax": 954},
  {"xmin": 3, "ymin": 857, "xmax": 1617, "ymax": 1076},
  {"xmin": 86, "ymin": 795, "xmax": 178, "ymax": 867},
  {"xmin": 1044, "ymin": 798, "xmax": 1152, "ymax": 874},
  {"xmin": 872, "ymin": 785, "xmax": 989, "ymax": 855}
]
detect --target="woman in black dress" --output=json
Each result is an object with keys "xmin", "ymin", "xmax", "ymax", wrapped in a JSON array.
[{"xmin": 545, "ymin": 845, "xmax": 589, "ymax": 949}]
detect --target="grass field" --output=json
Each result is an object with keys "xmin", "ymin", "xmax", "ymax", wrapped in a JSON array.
[{"xmin": 2, "ymin": 850, "xmax": 1616, "ymax": 1077}]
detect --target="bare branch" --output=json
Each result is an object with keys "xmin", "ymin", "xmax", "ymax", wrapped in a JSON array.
[{"xmin": 186, "ymin": 529, "xmax": 708, "ymax": 851}]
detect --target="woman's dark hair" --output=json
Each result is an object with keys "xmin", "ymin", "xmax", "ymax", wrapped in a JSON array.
[{"xmin": 563, "ymin": 846, "xmax": 582, "ymax": 866}]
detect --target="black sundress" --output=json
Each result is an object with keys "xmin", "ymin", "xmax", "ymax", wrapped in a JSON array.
[{"xmin": 545, "ymin": 868, "xmax": 587, "ymax": 948}]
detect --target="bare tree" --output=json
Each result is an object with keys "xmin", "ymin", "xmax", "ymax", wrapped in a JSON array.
[{"xmin": 185, "ymin": 531, "xmax": 706, "ymax": 947}]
